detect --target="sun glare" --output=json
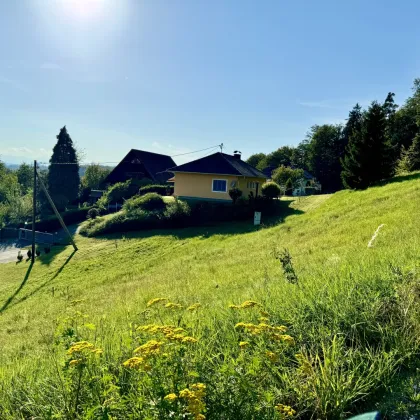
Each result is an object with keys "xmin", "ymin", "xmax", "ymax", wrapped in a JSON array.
[{"xmin": 60, "ymin": 0, "xmax": 106, "ymax": 21}]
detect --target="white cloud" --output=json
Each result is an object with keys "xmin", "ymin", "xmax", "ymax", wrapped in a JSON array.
[{"xmin": 40, "ymin": 62, "xmax": 61, "ymax": 70}]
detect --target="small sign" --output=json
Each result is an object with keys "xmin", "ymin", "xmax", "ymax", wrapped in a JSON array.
[{"xmin": 254, "ymin": 211, "xmax": 261, "ymax": 225}]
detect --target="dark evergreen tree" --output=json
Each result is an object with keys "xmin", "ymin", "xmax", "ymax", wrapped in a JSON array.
[
  {"xmin": 342, "ymin": 103, "xmax": 363, "ymax": 146},
  {"xmin": 48, "ymin": 126, "xmax": 80, "ymax": 209},
  {"xmin": 342, "ymin": 101, "xmax": 392, "ymax": 189}
]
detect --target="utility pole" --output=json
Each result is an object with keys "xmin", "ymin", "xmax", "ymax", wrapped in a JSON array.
[
  {"xmin": 31, "ymin": 160, "xmax": 37, "ymax": 263},
  {"xmin": 35, "ymin": 167, "xmax": 78, "ymax": 252},
  {"xmin": 219, "ymin": 143, "xmax": 224, "ymax": 153}
]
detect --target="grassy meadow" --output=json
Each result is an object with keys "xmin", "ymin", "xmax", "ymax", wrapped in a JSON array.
[{"xmin": 0, "ymin": 173, "xmax": 419, "ymax": 419}]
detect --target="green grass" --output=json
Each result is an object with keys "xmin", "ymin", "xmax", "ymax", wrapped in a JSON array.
[{"xmin": 0, "ymin": 173, "xmax": 419, "ymax": 419}]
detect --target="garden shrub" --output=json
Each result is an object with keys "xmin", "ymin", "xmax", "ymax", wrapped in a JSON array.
[
  {"xmin": 139, "ymin": 184, "xmax": 169, "ymax": 196},
  {"xmin": 261, "ymin": 181, "xmax": 281, "ymax": 199},
  {"xmin": 97, "ymin": 181, "xmax": 134, "ymax": 209},
  {"xmin": 31, "ymin": 207, "xmax": 91, "ymax": 232},
  {"xmin": 228, "ymin": 187, "xmax": 243, "ymax": 203},
  {"xmin": 87, "ymin": 208, "xmax": 99, "ymax": 220},
  {"xmin": 123, "ymin": 193, "xmax": 166, "ymax": 213}
]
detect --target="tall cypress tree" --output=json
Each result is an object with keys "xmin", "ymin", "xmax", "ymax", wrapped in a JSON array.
[
  {"xmin": 342, "ymin": 102, "xmax": 392, "ymax": 189},
  {"xmin": 48, "ymin": 126, "xmax": 80, "ymax": 208}
]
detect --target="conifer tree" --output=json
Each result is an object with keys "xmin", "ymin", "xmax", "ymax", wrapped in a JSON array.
[{"xmin": 48, "ymin": 126, "xmax": 80, "ymax": 208}]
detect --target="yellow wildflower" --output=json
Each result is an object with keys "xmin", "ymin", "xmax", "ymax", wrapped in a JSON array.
[
  {"xmin": 69, "ymin": 359, "xmax": 81, "ymax": 367},
  {"xmin": 67, "ymin": 341, "xmax": 95, "ymax": 355},
  {"xmin": 229, "ymin": 304, "xmax": 240, "ymax": 309},
  {"xmin": 239, "ymin": 300, "xmax": 261, "ymax": 309},
  {"xmin": 259, "ymin": 317, "xmax": 269, "ymax": 322},
  {"xmin": 182, "ymin": 336, "xmax": 198, "ymax": 344},
  {"xmin": 266, "ymin": 351, "xmax": 279, "ymax": 363},
  {"xmin": 134, "ymin": 340, "xmax": 163, "ymax": 356},
  {"xmin": 179, "ymin": 384, "xmax": 206, "ymax": 418},
  {"xmin": 123, "ymin": 356, "xmax": 145, "ymax": 369},
  {"xmin": 260, "ymin": 310, "xmax": 270, "ymax": 317},
  {"xmin": 275, "ymin": 325, "xmax": 288, "ymax": 333},
  {"xmin": 239, "ymin": 341, "xmax": 249, "ymax": 349},
  {"xmin": 92, "ymin": 348, "xmax": 103, "ymax": 356},
  {"xmin": 279, "ymin": 335, "xmax": 295, "ymax": 345},
  {"xmin": 146, "ymin": 298, "xmax": 167, "ymax": 307},
  {"xmin": 187, "ymin": 303, "xmax": 202, "ymax": 311},
  {"xmin": 164, "ymin": 393, "xmax": 178, "ymax": 402},
  {"xmin": 165, "ymin": 302, "xmax": 183, "ymax": 309},
  {"xmin": 275, "ymin": 404, "xmax": 296, "ymax": 417}
]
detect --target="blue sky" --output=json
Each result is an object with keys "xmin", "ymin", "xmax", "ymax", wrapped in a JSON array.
[{"xmin": 0, "ymin": 0, "xmax": 419, "ymax": 165}]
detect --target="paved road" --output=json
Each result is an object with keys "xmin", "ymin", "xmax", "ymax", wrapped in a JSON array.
[{"xmin": 0, "ymin": 241, "xmax": 27, "ymax": 264}]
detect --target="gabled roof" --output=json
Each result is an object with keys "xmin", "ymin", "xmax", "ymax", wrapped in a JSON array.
[
  {"xmin": 106, "ymin": 149, "xmax": 176, "ymax": 183},
  {"xmin": 169, "ymin": 152, "xmax": 267, "ymax": 178}
]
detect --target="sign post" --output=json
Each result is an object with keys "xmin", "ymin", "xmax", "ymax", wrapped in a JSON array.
[{"xmin": 254, "ymin": 211, "xmax": 261, "ymax": 226}]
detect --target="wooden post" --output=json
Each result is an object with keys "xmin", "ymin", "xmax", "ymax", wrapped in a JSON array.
[
  {"xmin": 35, "ymin": 167, "xmax": 78, "ymax": 252},
  {"xmin": 32, "ymin": 160, "xmax": 37, "ymax": 263}
]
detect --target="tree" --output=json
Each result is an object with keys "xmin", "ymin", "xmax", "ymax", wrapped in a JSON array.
[
  {"xmin": 16, "ymin": 163, "xmax": 34, "ymax": 194},
  {"xmin": 306, "ymin": 124, "xmax": 345, "ymax": 192},
  {"xmin": 257, "ymin": 146, "xmax": 295, "ymax": 170},
  {"xmin": 285, "ymin": 178, "xmax": 293, "ymax": 196},
  {"xmin": 82, "ymin": 164, "xmax": 111, "ymax": 190},
  {"xmin": 229, "ymin": 187, "xmax": 243, "ymax": 204},
  {"xmin": 272, "ymin": 165, "xmax": 303, "ymax": 186},
  {"xmin": 261, "ymin": 181, "xmax": 281, "ymax": 199},
  {"xmin": 291, "ymin": 140, "xmax": 310, "ymax": 169},
  {"xmin": 396, "ymin": 134, "xmax": 420, "ymax": 173},
  {"xmin": 342, "ymin": 104, "xmax": 364, "ymax": 147},
  {"xmin": 246, "ymin": 153, "xmax": 266, "ymax": 169},
  {"xmin": 48, "ymin": 126, "xmax": 80, "ymax": 209},
  {"xmin": 341, "ymin": 101, "xmax": 392, "ymax": 189}
]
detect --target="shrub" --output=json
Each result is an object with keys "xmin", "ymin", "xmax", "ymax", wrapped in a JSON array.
[
  {"xmin": 285, "ymin": 179, "xmax": 293, "ymax": 196},
  {"xmin": 139, "ymin": 184, "xmax": 168, "ymax": 196},
  {"xmin": 30, "ymin": 207, "xmax": 91, "ymax": 232},
  {"xmin": 261, "ymin": 181, "xmax": 281, "ymax": 199},
  {"xmin": 97, "ymin": 181, "xmax": 133, "ymax": 209},
  {"xmin": 272, "ymin": 165, "xmax": 304, "ymax": 185},
  {"xmin": 229, "ymin": 187, "xmax": 243, "ymax": 203},
  {"xmin": 123, "ymin": 193, "xmax": 166, "ymax": 213},
  {"xmin": 87, "ymin": 208, "xmax": 99, "ymax": 220}
]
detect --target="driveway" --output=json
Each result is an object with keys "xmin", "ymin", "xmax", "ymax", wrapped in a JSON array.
[{"xmin": 0, "ymin": 241, "xmax": 28, "ymax": 264}]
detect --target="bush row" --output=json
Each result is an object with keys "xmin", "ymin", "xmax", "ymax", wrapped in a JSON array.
[{"xmin": 139, "ymin": 184, "xmax": 173, "ymax": 196}]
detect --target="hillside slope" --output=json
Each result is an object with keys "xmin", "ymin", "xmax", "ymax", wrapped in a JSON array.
[{"xmin": 0, "ymin": 173, "xmax": 419, "ymax": 419}]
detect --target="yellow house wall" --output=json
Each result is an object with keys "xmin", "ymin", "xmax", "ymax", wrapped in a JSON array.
[{"xmin": 173, "ymin": 172, "xmax": 267, "ymax": 201}]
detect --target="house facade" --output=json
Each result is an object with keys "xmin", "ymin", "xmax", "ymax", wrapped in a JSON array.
[{"xmin": 169, "ymin": 152, "xmax": 267, "ymax": 201}]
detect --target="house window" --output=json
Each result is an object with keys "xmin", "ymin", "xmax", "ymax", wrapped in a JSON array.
[
  {"xmin": 247, "ymin": 181, "xmax": 256, "ymax": 189},
  {"xmin": 212, "ymin": 179, "xmax": 227, "ymax": 193}
]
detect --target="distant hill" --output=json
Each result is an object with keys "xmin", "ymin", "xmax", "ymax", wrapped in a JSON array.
[{"xmin": 5, "ymin": 162, "xmax": 114, "ymax": 176}]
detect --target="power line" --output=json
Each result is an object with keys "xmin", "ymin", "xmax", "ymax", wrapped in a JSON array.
[{"xmin": 38, "ymin": 143, "xmax": 224, "ymax": 166}]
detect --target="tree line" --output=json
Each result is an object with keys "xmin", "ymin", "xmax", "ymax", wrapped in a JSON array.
[{"xmin": 247, "ymin": 79, "xmax": 420, "ymax": 192}]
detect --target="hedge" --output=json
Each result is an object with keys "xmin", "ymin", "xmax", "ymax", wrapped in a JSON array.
[
  {"xmin": 32, "ymin": 207, "xmax": 91, "ymax": 232},
  {"xmin": 139, "ymin": 184, "xmax": 169, "ymax": 196}
]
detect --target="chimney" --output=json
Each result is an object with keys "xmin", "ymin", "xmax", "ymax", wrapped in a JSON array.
[{"xmin": 233, "ymin": 150, "xmax": 242, "ymax": 160}]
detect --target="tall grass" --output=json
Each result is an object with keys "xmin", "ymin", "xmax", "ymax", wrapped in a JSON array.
[{"xmin": 0, "ymin": 173, "xmax": 419, "ymax": 419}]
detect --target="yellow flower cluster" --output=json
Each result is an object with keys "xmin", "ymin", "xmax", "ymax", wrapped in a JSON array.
[
  {"xmin": 134, "ymin": 340, "xmax": 163, "ymax": 356},
  {"xmin": 147, "ymin": 298, "xmax": 167, "ymax": 307},
  {"xmin": 187, "ymin": 303, "xmax": 202, "ymax": 311},
  {"xmin": 275, "ymin": 404, "xmax": 296, "ymax": 417},
  {"xmin": 229, "ymin": 300, "xmax": 261, "ymax": 309},
  {"xmin": 165, "ymin": 302, "xmax": 183, "ymax": 309},
  {"xmin": 69, "ymin": 359, "xmax": 81, "ymax": 367},
  {"xmin": 137, "ymin": 324, "xmax": 198, "ymax": 344},
  {"xmin": 235, "ymin": 322, "xmax": 294, "ymax": 345},
  {"xmin": 67, "ymin": 341, "xmax": 94, "ymax": 354},
  {"xmin": 266, "ymin": 351, "xmax": 279, "ymax": 363},
  {"xmin": 123, "ymin": 356, "xmax": 146, "ymax": 369},
  {"xmin": 239, "ymin": 341, "xmax": 249, "ymax": 349},
  {"xmin": 164, "ymin": 393, "xmax": 178, "ymax": 402},
  {"xmin": 179, "ymin": 383, "xmax": 206, "ymax": 420}
]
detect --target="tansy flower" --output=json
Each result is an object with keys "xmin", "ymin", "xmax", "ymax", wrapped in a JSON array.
[
  {"xmin": 67, "ymin": 341, "xmax": 94, "ymax": 355},
  {"xmin": 123, "ymin": 356, "xmax": 145, "ymax": 369},
  {"xmin": 164, "ymin": 393, "xmax": 178, "ymax": 402},
  {"xmin": 182, "ymin": 336, "xmax": 198, "ymax": 344},
  {"xmin": 229, "ymin": 304, "xmax": 240, "ymax": 309},
  {"xmin": 266, "ymin": 351, "xmax": 279, "ymax": 363},
  {"xmin": 259, "ymin": 317, "xmax": 269, "ymax": 322},
  {"xmin": 134, "ymin": 340, "xmax": 163, "ymax": 356},
  {"xmin": 165, "ymin": 302, "xmax": 183, "ymax": 309},
  {"xmin": 275, "ymin": 404, "xmax": 296, "ymax": 417},
  {"xmin": 187, "ymin": 303, "xmax": 201, "ymax": 311},
  {"xmin": 239, "ymin": 341, "xmax": 249, "ymax": 349},
  {"xmin": 279, "ymin": 335, "xmax": 295, "ymax": 345},
  {"xmin": 69, "ymin": 359, "xmax": 81, "ymax": 367},
  {"xmin": 146, "ymin": 298, "xmax": 167, "ymax": 307}
]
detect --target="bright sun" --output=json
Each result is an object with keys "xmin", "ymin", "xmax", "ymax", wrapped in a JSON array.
[{"xmin": 60, "ymin": 0, "xmax": 106, "ymax": 21}]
